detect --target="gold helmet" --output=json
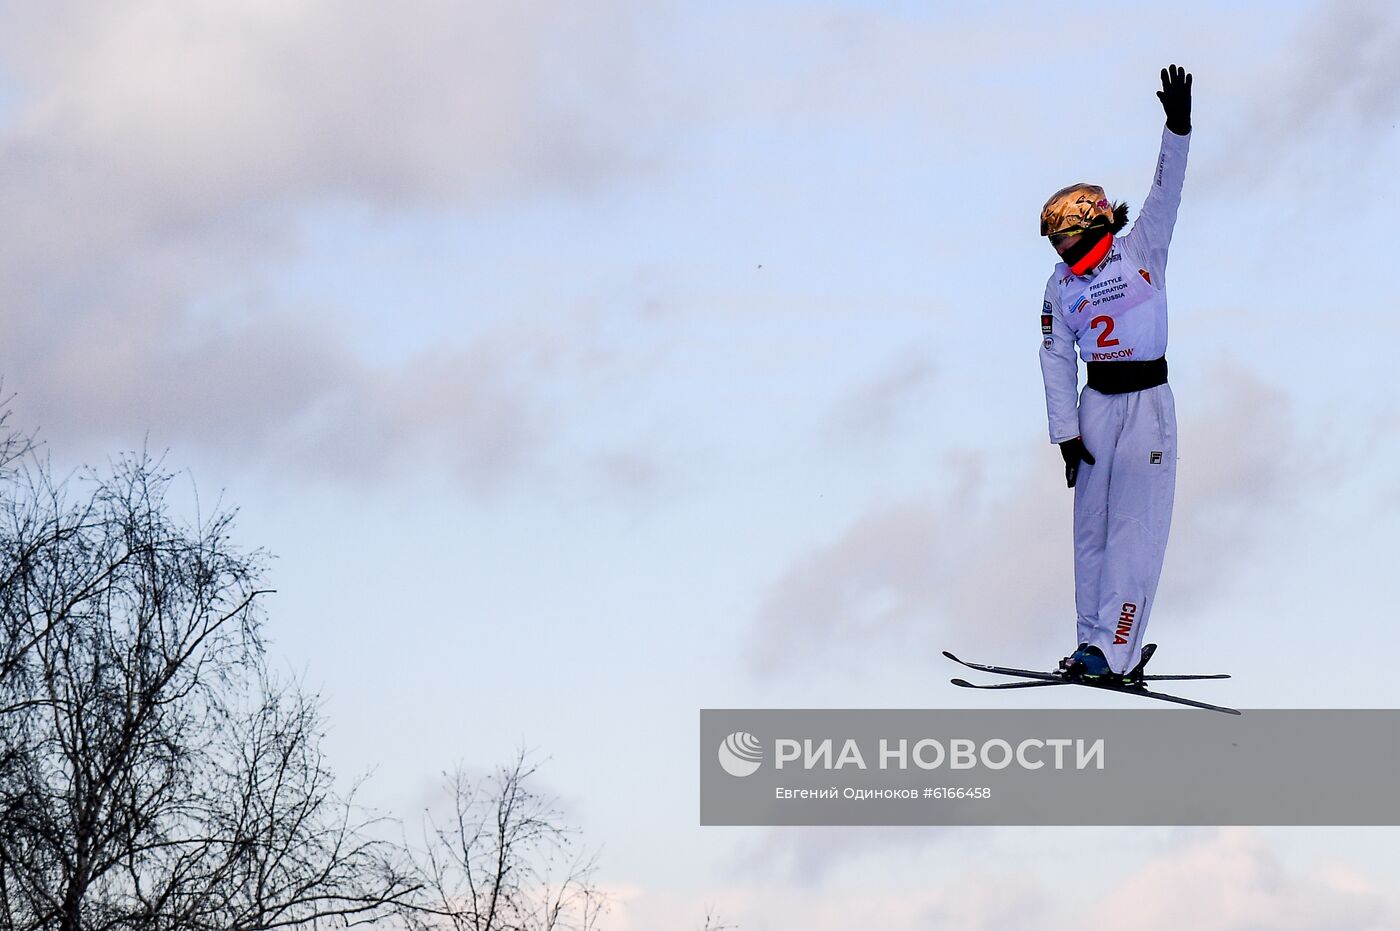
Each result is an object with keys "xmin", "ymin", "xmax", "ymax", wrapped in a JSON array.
[{"xmin": 1040, "ymin": 183, "xmax": 1115, "ymax": 237}]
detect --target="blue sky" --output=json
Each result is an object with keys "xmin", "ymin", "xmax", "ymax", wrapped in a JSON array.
[{"xmin": 3, "ymin": 1, "xmax": 1400, "ymax": 927}]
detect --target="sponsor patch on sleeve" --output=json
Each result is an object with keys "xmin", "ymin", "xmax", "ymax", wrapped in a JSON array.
[{"xmin": 1041, "ymin": 314, "xmax": 1054, "ymax": 335}]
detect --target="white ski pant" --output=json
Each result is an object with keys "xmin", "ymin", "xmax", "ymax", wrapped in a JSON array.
[{"xmin": 1073, "ymin": 383, "xmax": 1176, "ymax": 673}]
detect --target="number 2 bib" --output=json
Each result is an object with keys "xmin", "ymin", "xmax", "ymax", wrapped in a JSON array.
[{"xmin": 1060, "ymin": 254, "xmax": 1166, "ymax": 363}]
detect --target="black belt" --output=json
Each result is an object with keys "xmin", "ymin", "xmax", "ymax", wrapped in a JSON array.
[{"xmin": 1086, "ymin": 356, "xmax": 1168, "ymax": 394}]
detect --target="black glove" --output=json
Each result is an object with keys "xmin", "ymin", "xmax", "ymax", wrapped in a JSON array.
[
  {"xmin": 1058, "ymin": 437, "xmax": 1096, "ymax": 489},
  {"xmin": 1157, "ymin": 63, "xmax": 1192, "ymax": 135}
]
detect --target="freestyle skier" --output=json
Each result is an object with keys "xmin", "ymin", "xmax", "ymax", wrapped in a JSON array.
[
  {"xmin": 1038, "ymin": 64, "xmax": 1192, "ymax": 681},
  {"xmin": 947, "ymin": 65, "xmax": 1229, "ymax": 711}
]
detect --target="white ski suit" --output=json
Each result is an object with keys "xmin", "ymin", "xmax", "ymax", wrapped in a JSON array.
[{"xmin": 1038, "ymin": 126, "xmax": 1191, "ymax": 674}]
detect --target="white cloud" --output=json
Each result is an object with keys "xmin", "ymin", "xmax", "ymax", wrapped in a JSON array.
[
  {"xmin": 289, "ymin": 326, "xmax": 575, "ymax": 490},
  {"xmin": 824, "ymin": 356, "xmax": 937, "ymax": 448},
  {"xmin": 605, "ymin": 868, "xmax": 1046, "ymax": 931},
  {"xmin": 1261, "ymin": 0, "xmax": 1400, "ymax": 134},
  {"xmin": 1, "ymin": 0, "xmax": 653, "ymax": 211},
  {"xmin": 1087, "ymin": 829, "xmax": 1398, "ymax": 931},
  {"xmin": 0, "ymin": 0, "xmax": 1372, "ymax": 498},
  {"xmin": 1207, "ymin": 0, "xmax": 1400, "ymax": 192},
  {"xmin": 749, "ymin": 365, "xmax": 1312, "ymax": 674},
  {"xmin": 606, "ymin": 829, "xmax": 1400, "ymax": 931},
  {"xmin": 0, "ymin": 0, "xmax": 662, "ymax": 482}
]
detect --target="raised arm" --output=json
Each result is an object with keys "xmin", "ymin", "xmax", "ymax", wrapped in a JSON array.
[{"xmin": 1120, "ymin": 65, "xmax": 1192, "ymax": 280}]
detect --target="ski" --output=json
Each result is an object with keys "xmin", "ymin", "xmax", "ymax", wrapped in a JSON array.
[
  {"xmin": 1131, "ymin": 673, "xmax": 1232, "ymax": 681},
  {"xmin": 950, "ymin": 677, "xmax": 1067, "ymax": 690},
  {"xmin": 950, "ymin": 674, "xmax": 1241, "ymax": 714},
  {"xmin": 941, "ymin": 651, "xmax": 1229, "ymax": 682},
  {"xmin": 942, "ymin": 651, "xmax": 1240, "ymax": 715}
]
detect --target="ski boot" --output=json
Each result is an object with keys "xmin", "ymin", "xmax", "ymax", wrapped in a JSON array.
[
  {"xmin": 1120, "ymin": 643, "xmax": 1158, "ymax": 687},
  {"xmin": 1057, "ymin": 643, "xmax": 1089, "ymax": 674},
  {"xmin": 1061, "ymin": 644, "xmax": 1114, "ymax": 681}
]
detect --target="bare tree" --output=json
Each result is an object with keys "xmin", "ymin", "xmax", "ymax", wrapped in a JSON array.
[
  {"xmin": 697, "ymin": 907, "xmax": 736, "ymax": 931},
  {"xmin": 402, "ymin": 751, "xmax": 605, "ymax": 931},
  {"xmin": 0, "ymin": 448, "xmax": 415, "ymax": 931}
]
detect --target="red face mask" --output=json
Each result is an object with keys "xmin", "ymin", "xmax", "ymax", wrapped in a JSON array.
[
  {"xmin": 1054, "ymin": 227, "xmax": 1114, "ymax": 275},
  {"xmin": 1068, "ymin": 233, "xmax": 1113, "ymax": 275}
]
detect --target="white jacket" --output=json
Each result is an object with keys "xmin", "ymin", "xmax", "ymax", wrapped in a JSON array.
[{"xmin": 1039, "ymin": 127, "xmax": 1191, "ymax": 443}]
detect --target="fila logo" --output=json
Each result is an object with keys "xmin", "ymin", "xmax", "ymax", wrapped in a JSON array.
[
  {"xmin": 1113, "ymin": 602, "xmax": 1138, "ymax": 645},
  {"xmin": 1150, "ymin": 451, "xmax": 1164, "ymax": 465}
]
